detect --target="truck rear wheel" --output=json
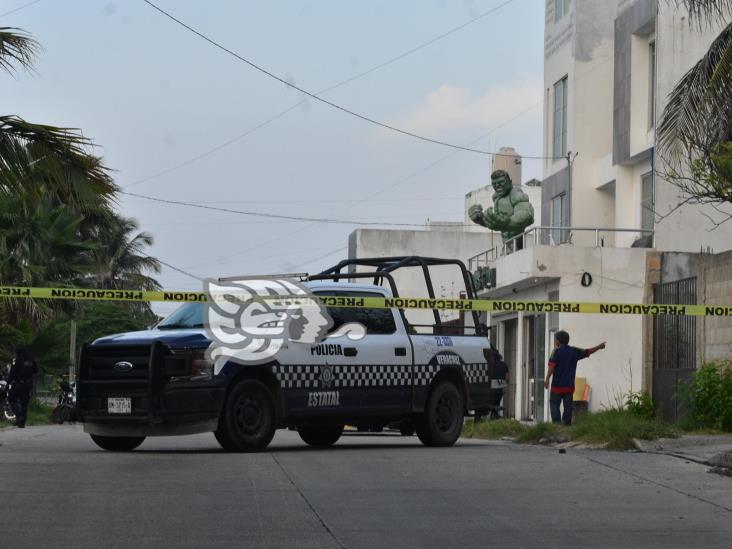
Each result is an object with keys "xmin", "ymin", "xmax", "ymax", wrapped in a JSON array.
[
  {"xmin": 297, "ymin": 425, "xmax": 343, "ymax": 447},
  {"xmin": 416, "ymin": 381, "xmax": 464, "ymax": 447},
  {"xmin": 216, "ymin": 379, "xmax": 276, "ymax": 452},
  {"xmin": 90, "ymin": 434, "xmax": 145, "ymax": 452}
]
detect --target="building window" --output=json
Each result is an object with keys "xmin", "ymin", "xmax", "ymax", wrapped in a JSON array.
[
  {"xmin": 553, "ymin": 76, "xmax": 568, "ymax": 159},
  {"xmin": 551, "ymin": 193, "xmax": 566, "ymax": 244},
  {"xmin": 641, "ymin": 172, "xmax": 654, "ymax": 232},
  {"xmin": 648, "ymin": 41, "xmax": 656, "ymax": 129},
  {"xmin": 555, "ymin": 0, "xmax": 570, "ymax": 22}
]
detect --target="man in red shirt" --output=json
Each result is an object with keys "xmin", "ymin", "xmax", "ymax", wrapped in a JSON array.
[{"xmin": 544, "ymin": 331, "xmax": 606, "ymax": 425}]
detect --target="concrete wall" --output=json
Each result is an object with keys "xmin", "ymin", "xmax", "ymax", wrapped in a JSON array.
[
  {"xmin": 542, "ymin": 0, "xmax": 732, "ymax": 252},
  {"xmin": 653, "ymin": 7, "xmax": 732, "ymax": 253},
  {"xmin": 654, "ymin": 251, "xmax": 732, "ymax": 365},
  {"xmin": 543, "ymin": 0, "xmax": 621, "ymax": 245},
  {"xmin": 489, "ymin": 245, "xmax": 648, "ymax": 414},
  {"xmin": 348, "ymin": 229, "xmax": 491, "ymax": 327},
  {"xmin": 701, "ymin": 252, "xmax": 732, "ymax": 362},
  {"xmin": 613, "ymin": 0, "xmax": 656, "ymax": 164}
]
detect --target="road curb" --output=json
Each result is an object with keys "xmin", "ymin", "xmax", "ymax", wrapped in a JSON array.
[{"xmin": 708, "ymin": 451, "xmax": 732, "ymax": 469}]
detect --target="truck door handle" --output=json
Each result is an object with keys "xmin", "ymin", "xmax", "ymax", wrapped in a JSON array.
[
  {"xmin": 344, "ymin": 347, "xmax": 358, "ymax": 357},
  {"xmin": 394, "ymin": 347, "xmax": 407, "ymax": 357}
]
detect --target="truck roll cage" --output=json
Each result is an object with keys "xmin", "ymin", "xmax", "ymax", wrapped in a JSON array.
[{"xmin": 309, "ymin": 256, "xmax": 486, "ymax": 336}]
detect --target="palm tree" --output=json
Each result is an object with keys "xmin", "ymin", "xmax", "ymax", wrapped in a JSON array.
[
  {"xmin": 0, "ymin": 195, "xmax": 97, "ymax": 327},
  {"xmin": 91, "ymin": 216, "xmax": 162, "ymax": 291},
  {"xmin": 0, "ymin": 26, "xmax": 38, "ymax": 74},
  {"xmin": 0, "ymin": 28, "xmax": 117, "ymax": 210},
  {"xmin": 0, "ymin": 27, "xmax": 161, "ymax": 365},
  {"xmin": 658, "ymin": 1, "xmax": 732, "ymax": 167}
]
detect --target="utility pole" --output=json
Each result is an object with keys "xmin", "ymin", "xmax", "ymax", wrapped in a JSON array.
[{"xmin": 69, "ymin": 319, "xmax": 77, "ymax": 383}]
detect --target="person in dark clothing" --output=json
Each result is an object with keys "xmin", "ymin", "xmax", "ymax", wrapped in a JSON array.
[
  {"xmin": 544, "ymin": 331, "xmax": 605, "ymax": 425},
  {"xmin": 7, "ymin": 345, "xmax": 38, "ymax": 428},
  {"xmin": 475, "ymin": 346, "xmax": 510, "ymax": 422}
]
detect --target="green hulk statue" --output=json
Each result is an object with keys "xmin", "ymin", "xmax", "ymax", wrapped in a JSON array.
[{"xmin": 468, "ymin": 169, "xmax": 534, "ymax": 242}]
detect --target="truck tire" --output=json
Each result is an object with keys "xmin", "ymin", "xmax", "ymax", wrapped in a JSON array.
[
  {"xmin": 416, "ymin": 381, "xmax": 464, "ymax": 447},
  {"xmin": 90, "ymin": 434, "xmax": 145, "ymax": 451},
  {"xmin": 216, "ymin": 379, "xmax": 276, "ymax": 452},
  {"xmin": 297, "ymin": 425, "xmax": 343, "ymax": 447}
]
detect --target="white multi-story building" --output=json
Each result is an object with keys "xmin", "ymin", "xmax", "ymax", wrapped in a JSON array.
[
  {"xmin": 478, "ymin": 0, "xmax": 732, "ymax": 421},
  {"xmin": 346, "ymin": 1, "xmax": 732, "ymax": 423}
]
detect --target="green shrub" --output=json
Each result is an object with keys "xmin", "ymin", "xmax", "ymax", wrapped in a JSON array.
[
  {"xmin": 26, "ymin": 399, "xmax": 54, "ymax": 426},
  {"xmin": 625, "ymin": 391, "xmax": 655, "ymax": 419},
  {"xmin": 685, "ymin": 362, "xmax": 732, "ymax": 432}
]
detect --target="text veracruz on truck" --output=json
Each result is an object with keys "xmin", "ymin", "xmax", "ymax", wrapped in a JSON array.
[
  {"xmin": 308, "ymin": 391, "xmax": 340, "ymax": 407},
  {"xmin": 429, "ymin": 351, "xmax": 465, "ymax": 368}
]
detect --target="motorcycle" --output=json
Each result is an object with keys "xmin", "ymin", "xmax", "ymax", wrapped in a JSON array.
[
  {"xmin": 0, "ymin": 379, "xmax": 16, "ymax": 423},
  {"xmin": 51, "ymin": 380, "xmax": 76, "ymax": 424}
]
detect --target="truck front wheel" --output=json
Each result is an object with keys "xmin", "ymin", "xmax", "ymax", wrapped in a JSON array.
[
  {"xmin": 416, "ymin": 381, "xmax": 464, "ymax": 447},
  {"xmin": 297, "ymin": 425, "xmax": 343, "ymax": 447},
  {"xmin": 216, "ymin": 380, "xmax": 276, "ymax": 452},
  {"xmin": 90, "ymin": 434, "xmax": 145, "ymax": 452}
]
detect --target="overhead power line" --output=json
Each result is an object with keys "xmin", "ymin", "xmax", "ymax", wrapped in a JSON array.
[
  {"xmin": 121, "ymin": 190, "xmax": 477, "ymax": 228},
  {"xmin": 127, "ymin": 0, "xmax": 515, "ymax": 188},
  {"xmin": 152, "ymin": 256, "xmax": 203, "ymax": 281},
  {"xmin": 179, "ymin": 102, "xmax": 541, "ymax": 271},
  {"xmin": 154, "ymin": 244, "xmax": 349, "ymax": 284},
  {"xmin": 142, "ymin": 0, "xmax": 557, "ymax": 160},
  {"xmin": 124, "ymin": 196, "xmax": 465, "ymax": 205},
  {"xmin": 0, "ymin": 0, "xmax": 41, "ymax": 18}
]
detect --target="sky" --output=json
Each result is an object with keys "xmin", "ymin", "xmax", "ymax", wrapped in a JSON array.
[{"xmin": 1, "ymin": 0, "xmax": 546, "ymax": 315}]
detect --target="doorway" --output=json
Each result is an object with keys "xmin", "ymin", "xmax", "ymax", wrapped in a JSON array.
[
  {"xmin": 502, "ymin": 319, "xmax": 518, "ymax": 418},
  {"xmin": 524, "ymin": 315, "xmax": 546, "ymax": 421}
]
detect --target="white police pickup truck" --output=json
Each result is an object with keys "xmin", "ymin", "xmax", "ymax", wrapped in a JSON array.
[{"xmin": 76, "ymin": 257, "xmax": 501, "ymax": 452}]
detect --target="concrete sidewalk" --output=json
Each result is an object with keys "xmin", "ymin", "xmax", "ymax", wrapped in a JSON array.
[{"xmin": 634, "ymin": 434, "xmax": 732, "ymax": 469}]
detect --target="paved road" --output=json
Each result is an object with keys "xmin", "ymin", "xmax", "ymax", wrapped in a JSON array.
[{"xmin": 1, "ymin": 425, "xmax": 731, "ymax": 549}]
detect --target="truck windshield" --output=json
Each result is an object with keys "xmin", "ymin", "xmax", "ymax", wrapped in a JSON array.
[{"xmin": 156, "ymin": 302, "xmax": 204, "ymax": 329}]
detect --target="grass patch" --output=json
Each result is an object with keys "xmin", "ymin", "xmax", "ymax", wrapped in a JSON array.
[
  {"xmin": 25, "ymin": 400, "xmax": 54, "ymax": 426},
  {"xmin": 462, "ymin": 419, "xmax": 528, "ymax": 440},
  {"xmin": 464, "ymin": 410, "xmax": 679, "ymax": 450},
  {"xmin": 515, "ymin": 421, "xmax": 565, "ymax": 444},
  {"xmin": 570, "ymin": 410, "xmax": 678, "ymax": 450}
]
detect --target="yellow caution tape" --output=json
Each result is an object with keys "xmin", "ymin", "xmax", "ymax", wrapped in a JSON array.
[{"xmin": 1, "ymin": 285, "xmax": 731, "ymax": 316}]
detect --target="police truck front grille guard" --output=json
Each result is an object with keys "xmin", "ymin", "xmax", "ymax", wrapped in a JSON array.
[{"xmin": 78, "ymin": 341, "xmax": 171, "ymax": 422}]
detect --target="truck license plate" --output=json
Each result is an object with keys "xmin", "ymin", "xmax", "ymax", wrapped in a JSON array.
[{"xmin": 108, "ymin": 397, "xmax": 131, "ymax": 414}]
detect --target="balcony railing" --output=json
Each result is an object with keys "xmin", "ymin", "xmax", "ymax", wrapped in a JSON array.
[
  {"xmin": 467, "ymin": 226, "xmax": 654, "ymax": 272},
  {"xmin": 467, "ymin": 247, "xmax": 499, "ymax": 272}
]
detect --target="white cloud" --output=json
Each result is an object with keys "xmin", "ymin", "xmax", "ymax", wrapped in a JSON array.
[{"xmin": 382, "ymin": 75, "xmax": 543, "ymax": 138}]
